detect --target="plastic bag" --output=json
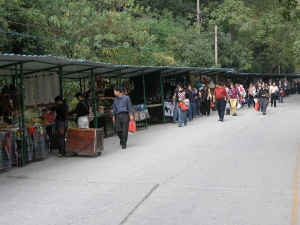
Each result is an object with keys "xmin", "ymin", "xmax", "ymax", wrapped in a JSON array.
[
  {"xmin": 44, "ymin": 112, "xmax": 55, "ymax": 124},
  {"xmin": 237, "ymin": 102, "xmax": 241, "ymax": 109},
  {"xmin": 225, "ymin": 102, "xmax": 230, "ymax": 110},
  {"xmin": 128, "ymin": 120, "xmax": 137, "ymax": 134},
  {"xmin": 255, "ymin": 102, "xmax": 260, "ymax": 110}
]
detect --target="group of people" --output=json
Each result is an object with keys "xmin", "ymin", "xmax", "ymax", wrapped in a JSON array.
[
  {"xmin": 172, "ymin": 79, "xmax": 295, "ymax": 126},
  {"xmin": 49, "ymin": 86, "xmax": 133, "ymax": 157}
]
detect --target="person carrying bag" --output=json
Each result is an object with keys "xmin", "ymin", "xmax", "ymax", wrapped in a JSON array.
[{"xmin": 49, "ymin": 96, "xmax": 68, "ymax": 157}]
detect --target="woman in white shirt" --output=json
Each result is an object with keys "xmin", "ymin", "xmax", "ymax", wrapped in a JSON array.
[{"xmin": 269, "ymin": 82, "xmax": 279, "ymax": 107}]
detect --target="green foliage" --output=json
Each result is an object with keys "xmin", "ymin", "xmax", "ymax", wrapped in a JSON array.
[{"xmin": 0, "ymin": 0, "xmax": 300, "ymax": 74}]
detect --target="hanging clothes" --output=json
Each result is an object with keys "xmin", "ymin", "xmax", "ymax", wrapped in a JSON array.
[{"xmin": 25, "ymin": 78, "xmax": 35, "ymax": 108}]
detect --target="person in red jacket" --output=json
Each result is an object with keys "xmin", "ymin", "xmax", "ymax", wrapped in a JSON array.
[{"xmin": 213, "ymin": 82, "xmax": 228, "ymax": 122}]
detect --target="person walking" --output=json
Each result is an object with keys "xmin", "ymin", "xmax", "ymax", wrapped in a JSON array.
[
  {"xmin": 248, "ymin": 83, "xmax": 256, "ymax": 108},
  {"xmin": 229, "ymin": 84, "xmax": 239, "ymax": 116},
  {"xmin": 258, "ymin": 83, "xmax": 269, "ymax": 115},
  {"xmin": 186, "ymin": 85, "xmax": 196, "ymax": 121},
  {"xmin": 213, "ymin": 82, "xmax": 228, "ymax": 122},
  {"xmin": 176, "ymin": 85, "xmax": 188, "ymax": 127},
  {"xmin": 112, "ymin": 86, "xmax": 133, "ymax": 149},
  {"xmin": 201, "ymin": 84, "xmax": 211, "ymax": 116},
  {"xmin": 49, "ymin": 96, "xmax": 68, "ymax": 157},
  {"xmin": 278, "ymin": 81, "xmax": 284, "ymax": 103},
  {"xmin": 172, "ymin": 82, "xmax": 182, "ymax": 124},
  {"xmin": 68, "ymin": 92, "xmax": 90, "ymax": 128},
  {"xmin": 269, "ymin": 82, "xmax": 279, "ymax": 107},
  {"xmin": 195, "ymin": 90, "xmax": 202, "ymax": 117}
]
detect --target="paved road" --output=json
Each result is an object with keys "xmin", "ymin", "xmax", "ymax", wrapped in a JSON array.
[{"xmin": 1, "ymin": 95, "xmax": 300, "ymax": 225}]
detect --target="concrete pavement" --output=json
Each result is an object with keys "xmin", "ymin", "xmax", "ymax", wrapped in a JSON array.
[{"xmin": 1, "ymin": 95, "xmax": 300, "ymax": 225}]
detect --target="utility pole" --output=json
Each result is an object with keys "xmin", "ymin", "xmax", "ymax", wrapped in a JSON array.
[
  {"xmin": 215, "ymin": 25, "xmax": 218, "ymax": 66},
  {"xmin": 197, "ymin": 0, "xmax": 200, "ymax": 24},
  {"xmin": 197, "ymin": 0, "xmax": 200, "ymax": 34}
]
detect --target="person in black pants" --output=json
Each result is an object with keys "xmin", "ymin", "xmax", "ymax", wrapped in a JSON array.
[
  {"xmin": 112, "ymin": 86, "xmax": 133, "ymax": 149},
  {"xmin": 213, "ymin": 82, "xmax": 228, "ymax": 122},
  {"xmin": 201, "ymin": 85, "xmax": 211, "ymax": 116},
  {"xmin": 49, "ymin": 96, "xmax": 68, "ymax": 157}
]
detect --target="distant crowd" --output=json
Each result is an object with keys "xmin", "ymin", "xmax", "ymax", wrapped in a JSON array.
[{"xmin": 171, "ymin": 79, "xmax": 298, "ymax": 126}]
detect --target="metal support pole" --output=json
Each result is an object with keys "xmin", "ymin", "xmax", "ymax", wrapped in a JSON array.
[
  {"xmin": 19, "ymin": 64, "xmax": 26, "ymax": 167},
  {"xmin": 142, "ymin": 70, "xmax": 148, "ymax": 129},
  {"xmin": 160, "ymin": 71, "xmax": 166, "ymax": 123},
  {"xmin": 80, "ymin": 79, "xmax": 82, "ymax": 93},
  {"xmin": 59, "ymin": 66, "xmax": 63, "ymax": 98},
  {"xmin": 91, "ymin": 69, "xmax": 98, "ymax": 128},
  {"xmin": 83, "ymin": 78, "xmax": 86, "ymax": 94}
]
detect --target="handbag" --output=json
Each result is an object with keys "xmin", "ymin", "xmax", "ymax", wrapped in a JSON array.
[
  {"xmin": 210, "ymin": 101, "xmax": 214, "ymax": 108},
  {"xmin": 56, "ymin": 126, "xmax": 66, "ymax": 136},
  {"xmin": 274, "ymin": 90, "xmax": 279, "ymax": 97},
  {"xmin": 56, "ymin": 107, "xmax": 68, "ymax": 136}
]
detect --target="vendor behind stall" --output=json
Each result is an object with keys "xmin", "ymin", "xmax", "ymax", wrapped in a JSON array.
[
  {"xmin": 49, "ymin": 96, "xmax": 68, "ymax": 157},
  {"xmin": 85, "ymin": 90, "xmax": 93, "ymax": 106},
  {"xmin": 68, "ymin": 92, "xmax": 90, "ymax": 128}
]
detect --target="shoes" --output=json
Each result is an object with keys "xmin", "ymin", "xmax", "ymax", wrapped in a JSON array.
[
  {"xmin": 263, "ymin": 113, "xmax": 266, "ymax": 115},
  {"xmin": 122, "ymin": 145, "xmax": 126, "ymax": 149},
  {"xmin": 184, "ymin": 124, "xmax": 187, "ymax": 126},
  {"xmin": 178, "ymin": 125, "xmax": 182, "ymax": 127},
  {"xmin": 232, "ymin": 113, "xmax": 237, "ymax": 116},
  {"xmin": 196, "ymin": 116, "xmax": 199, "ymax": 118},
  {"xmin": 171, "ymin": 121, "xmax": 176, "ymax": 124},
  {"xmin": 189, "ymin": 120, "xmax": 192, "ymax": 122},
  {"xmin": 218, "ymin": 118, "xmax": 221, "ymax": 121},
  {"xmin": 221, "ymin": 118, "xmax": 224, "ymax": 122}
]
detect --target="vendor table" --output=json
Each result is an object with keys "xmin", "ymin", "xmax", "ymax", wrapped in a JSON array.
[
  {"xmin": 66, "ymin": 128, "xmax": 104, "ymax": 158},
  {"xmin": 0, "ymin": 125, "xmax": 49, "ymax": 171}
]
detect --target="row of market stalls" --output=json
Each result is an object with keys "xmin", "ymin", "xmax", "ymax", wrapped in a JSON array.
[{"xmin": 0, "ymin": 53, "xmax": 299, "ymax": 169}]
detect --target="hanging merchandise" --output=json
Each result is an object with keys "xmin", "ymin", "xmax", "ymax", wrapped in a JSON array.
[
  {"xmin": 25, "ymin": 79, "xmax": 35, "ymax": 108},
  {"xmin": 95, "ymin": 76, "xmax": 105, "ymax": 90},
  {"xmin": 164, "ymin": 102, "xmax": 174, "ymax": 116},
  {"xmin": 41, "ymin": 76, "xmax": 50, "ymax": 106},
  {"xmin": 53, "ymin": 74, "xmax": 60, "ymax": 99},
  {"xmin": 34, "ymin": 76, "xmax": 44, "ymax": 107}
]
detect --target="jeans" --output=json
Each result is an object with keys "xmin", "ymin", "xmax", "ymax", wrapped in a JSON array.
[
  {"xmin": 78, "ymin": 116, "xmax": 89, "ymax": 128},
  {"xmin": 230, "ymin": 99, "xmax": 237, "ymax": 114},
  {"xmin": 188, "ymin": 102, "xmax": 196, "ymax": 120},
  {"xmin": 173, "ymin": 103, "xmax": 178, "ymax": 122},
  {"xmin": 260, "ymin": 98, "xmax": 266, "ymax": 114},
  {"xmin": 115, "ymin": 114, "xmax": 130, "ymax": 146},
  {"xmin": 216, "ymin": 99, "xmax": 226, "ymax": 119},
  {"xmin": 279, "ymin": 95, "xmax": 283, "ymax": 103},
  {"xmin": 56, "ymin": 121, "xmax": 68, "ymax": 156},
  {"xmin": 248, "ymin": 95, "xmax": 254, "ymax": 107},
  {"xmin": 271, "ymin": 93, "xmax": 277, "ymax": 107},
  {"xmin": 178, "ymin": 107, "xmax": 187, "ymax": 126}
]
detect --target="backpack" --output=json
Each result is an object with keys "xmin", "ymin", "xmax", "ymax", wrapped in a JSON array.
[{"xmin": 82, "ymin": 101, "xmax": 94, "ymax": 122}]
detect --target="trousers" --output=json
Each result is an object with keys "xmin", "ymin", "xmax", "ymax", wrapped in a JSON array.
[
  {"xmin": 177, "ymin": 107, "xmax": 187, "ymax": 126},
  {"xmin": 271, "ymin": 93, "xmax": 277, "ymax": 107},
  {"xmin": 56, "ymin": 121, "xmax": 68, "ymax": 156},
  {"xmin": 115, "ymin": 114, "xmax": 130, "ymax": 146},
  {"xmin": 173, "ymin": 103, "xmax": 178, "ymax": 122},
  {"xmin": 260, "ymin": 98, "xmax": 266, "ymax": 114},
  {"xmin": 188, "ymin": 102, "xmax": 196, "ymax": 120},
  {"xmin": 230, "ymin": 99, "xmax": 237, "ymax": 114},
  {"xmin": 78, "ymin": 116, "xmax": 89, "ymax": 128},
  {"xmin": 216, "ymin": 99, "xmax": 226, "ymax": 119}
]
